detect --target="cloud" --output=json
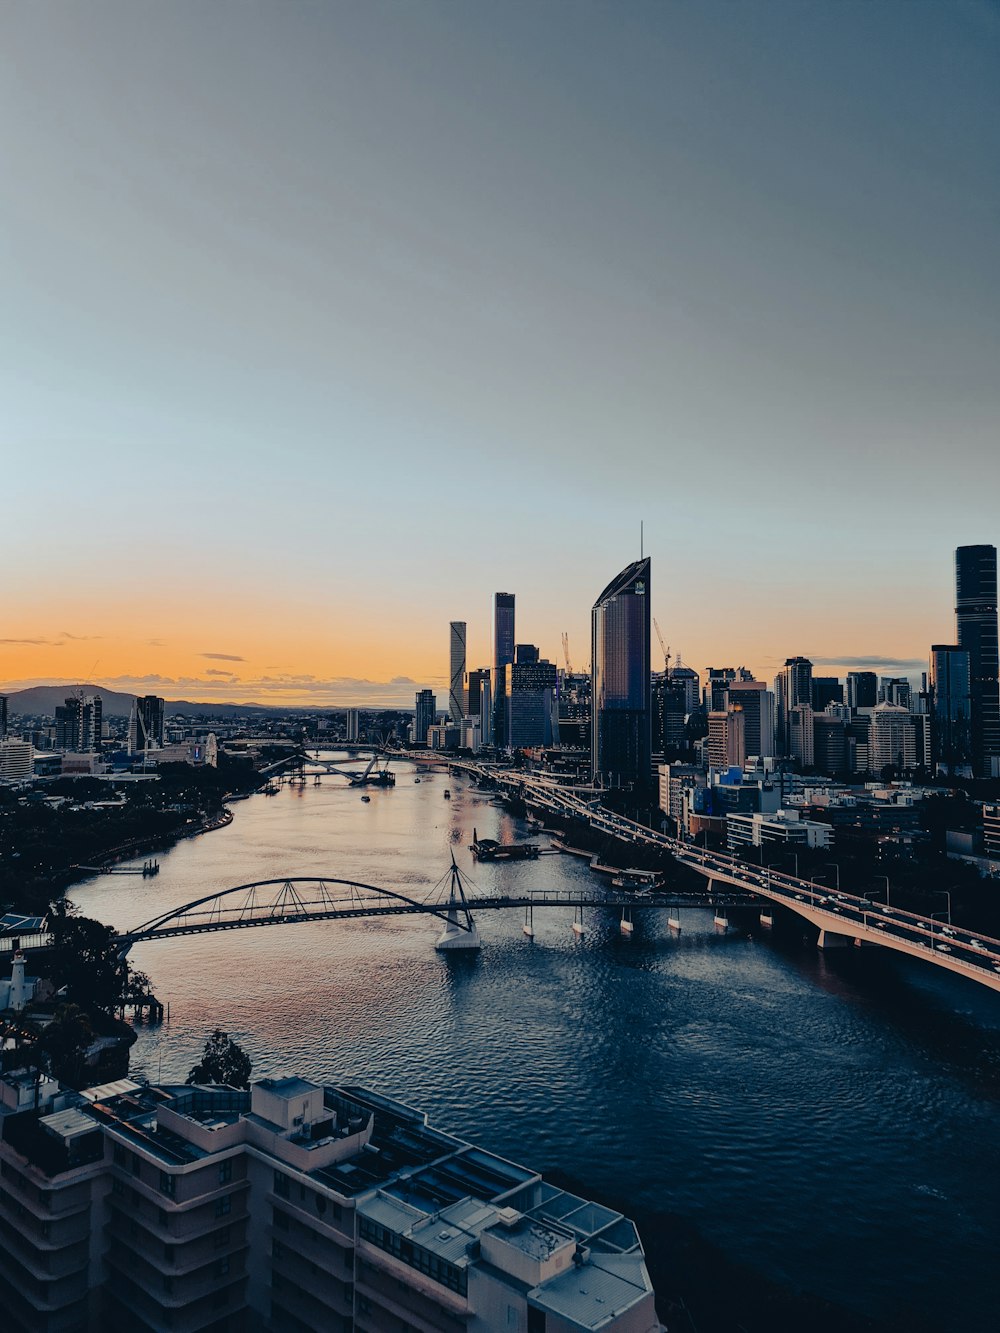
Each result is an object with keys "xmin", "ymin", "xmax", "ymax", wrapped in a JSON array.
[
  {"xmin": 59, "ymin": 631, "xmax": 102, "ymax": 641},
  {"xmin": 205, "ymin": 668, "xmax": 236, "ymax": 677},
  {"xmin": 0, "ymin": 637, "xmax": 64, "ymax": 646},
  {"xmin": 806, "ymin": 655, "xmax": 928, "ymax": 669},
  {"xmin": 200, "ymin": 652, "xmax": 245, "ymax": 662}
]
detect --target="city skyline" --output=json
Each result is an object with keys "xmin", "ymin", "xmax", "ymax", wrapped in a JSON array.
[{"xmin": 3, "ymin": 3, "xmax": 998, "ymax": 706}]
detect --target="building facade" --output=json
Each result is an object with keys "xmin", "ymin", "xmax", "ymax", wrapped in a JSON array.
[
  {"xmin": 492, "ymin": 594, "xmax": 516, "ymax": 748},
  {"xmin": 128, "ymin": 695, "xmax": 166, "ymax": 756},
  {"xmin": 726, "ymin": 680, "xmax": 774, "ymax": 759},
  {"xmin": 591, "ymin": 558, "xmax": 651, "ymax": 787},
  {"xmin": 448, "ymin": 622, "xmax": 468, "ymax": 725},
  {"xmin": 956, "ymin": 544, "xmax": 1000, "ymax": 777},
  {"xmin": 504, "ymin": 659, "xmax": 558, "ymax": 750},
  {"xmin": 0, "ymin": 1071, "xmax": 660, "ymax": 1333},
  {"xmin": 929, "ymin": 645, "xmax": 972, "ymax": 776},
  {"xmin": 413, "ymin": 689, "xmax": 436, "ymax": 747}
]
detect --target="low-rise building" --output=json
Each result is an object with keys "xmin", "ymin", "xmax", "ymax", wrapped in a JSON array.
[
  {"xmin": 0, "ymin": 1070, "xmax": 661, "ymax": 1333},
  {"xmin": 727, "ymin": 807, "xmax": 835, "ymax": 853}
]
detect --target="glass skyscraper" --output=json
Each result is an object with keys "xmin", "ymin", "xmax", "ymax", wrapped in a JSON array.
[
  {"xmin": 492, "ymin": 593, "xmax": 515, "ymax": 747},
  {"xmin": 956, "ymin": 545, "xmax": 1000, "ymax": 778},
  {"xmin": 448, "ymin": 621, "xmax": 467, "ymax": 724},
  {"xmin": 929, "ymin": 645, "xmax": 972, "ymax": 776},
  {"xmin": 591, "ymin": 558, "xmax": 651, "ymax": 786}
]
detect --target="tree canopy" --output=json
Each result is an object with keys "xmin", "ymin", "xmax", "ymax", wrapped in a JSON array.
[{"xmin": 186, "ymin": 1030, "xmax": 253, "ymax": 1089}]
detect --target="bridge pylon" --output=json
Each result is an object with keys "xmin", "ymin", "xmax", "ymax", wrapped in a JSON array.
[{"xmin": 435, "ymin": 854, "xmax": 481, "ymax": 952}]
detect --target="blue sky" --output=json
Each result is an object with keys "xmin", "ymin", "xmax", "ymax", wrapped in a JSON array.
[{"xmin": 2, "ymin": 2, "xmax": 998, "ymax": 704}]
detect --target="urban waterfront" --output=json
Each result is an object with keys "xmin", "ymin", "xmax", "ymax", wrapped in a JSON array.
[{"xmin": 66, "ymin": 755, "xmax": 1000, "ymax": 1331}]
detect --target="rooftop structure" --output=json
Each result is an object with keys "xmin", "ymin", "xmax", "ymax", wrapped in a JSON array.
[{"xmin": 0, "ymin": 1067, "xmax": 660, "ymax": 1332}]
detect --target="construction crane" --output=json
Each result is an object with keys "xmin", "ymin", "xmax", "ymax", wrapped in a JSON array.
[
  {"xmin": 561, "ymin": 632, "xmax": 572, "ymax": 674},
  {"xmin": 653, "ymin": 618, "xmax": 671, "ymax": 675}
]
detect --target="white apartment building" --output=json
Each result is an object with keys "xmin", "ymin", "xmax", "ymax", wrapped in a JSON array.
[
  {"xmin": 0, "ymin": 1071, "xmax": 661, "ymax": 1333},
  {"xmin": 0, "ymin": 739, "xmax": 34, "ymax": 782}
]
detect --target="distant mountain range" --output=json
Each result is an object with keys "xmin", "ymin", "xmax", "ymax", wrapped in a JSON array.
[{"xmin": 2, "ymin": 684, "xmax": 283, "ymax": 719}]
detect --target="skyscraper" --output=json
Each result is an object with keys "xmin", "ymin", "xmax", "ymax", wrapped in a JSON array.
[
  {"xmin": 776, "ymin": 657, "xmax": 813, "ymax": 754},
  {"xmin": 55, "ymin": 694, "xmax": 103, "ymax": 752},
  {"xmin": 414, "ymin": 689, "xmax": 436, "ymax": 747},
  {"xmin": 956, "ymin": 545, "xmax": 1000, "ymax": 778},
  {"xmin": 591, "ymin": 558, "xmax": 651, "ymax": 786},
  {"xmin": 448, "ymin": 621, "xmax": 468, "ymax": 725},
  {"xmin": 504, "ymin": 657, "xmax": 558, "ymax": 749},
  {"xmin": 128, "ymin": 694, "xmax": 165, "ymax": 755},
  {"xmin": 727, "ymin": 680, "xmax": 775, "ymax": 759},
  {"xmin": 492, "ymin": 593, "xmax": 515, "ymax": 747},
  {"xmin": 846, "ymin": 671, "xmax": 878, "ymax": 710},
  {"xmin": 0, "ymin": 695, "xmax": 7, "ymax": 741},
  {"xmin": 929, "ymin": 645, "xmax": 972, "ymax": 776}
]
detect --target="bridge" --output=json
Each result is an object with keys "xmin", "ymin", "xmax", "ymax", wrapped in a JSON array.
[
  {"xmin": 117, "ymin": 857, "xmax": 749, "ymax": 955},
  {"xmin": 450, "ymin": 761, "xmax": 1000, "ymax": 994}
]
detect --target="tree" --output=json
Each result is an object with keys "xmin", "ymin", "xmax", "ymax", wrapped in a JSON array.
[
  {"xmin": 186, "ymin": 1030, "xmax": 252, "ymax": 1089},
  {"xmin": 35, "ymin": 1004, "xmax": 94, "ymax": 1088}
]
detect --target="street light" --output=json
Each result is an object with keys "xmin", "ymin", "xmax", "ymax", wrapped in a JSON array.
[
  {"xmin": 821, "ymin": 862, "xmax": 840, "ymax": 891},
  {"xmin": 873, "ymin": 874, "xmax": 890, "ymax": 906},
  {"xmin": 935, "ymin": 889, "xmax": 952, "ymax": 925}
]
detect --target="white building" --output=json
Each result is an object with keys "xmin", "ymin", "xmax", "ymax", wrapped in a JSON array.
[
  {"xmin": 0, "ymin": 739, "xmax": 33, "ymax": 782},
  {"xmin": 727, "ymin": 807, "xmax": 834, "ymax": 852},
  {"xmin": 345, "ymin": 708, "xmax": 360, "ymax": 742},
  {"xmin": 0, "ymin": 1070, "xmax": 660, "ymax": 1332}
]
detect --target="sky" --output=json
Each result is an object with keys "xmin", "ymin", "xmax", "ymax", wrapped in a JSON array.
[{"xmin": 2, "ymin": 1, "xmax": 998, "ymax": 707}]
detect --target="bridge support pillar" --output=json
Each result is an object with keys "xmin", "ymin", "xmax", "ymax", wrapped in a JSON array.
[
  {"xmin": 816, "ymin": 928, "xmax": 852, "ymax": 949},
  {"xmin": 435, "ymin": 908, "xmax": 481, "ymax": 951}
]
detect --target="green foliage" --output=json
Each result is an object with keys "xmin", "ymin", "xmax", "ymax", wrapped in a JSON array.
[
  {"xmin": 187, "ymin": 1030, "xmax": 253, "ymax": 1089},
  {"xmin": 35, "ymin": 1004, "xmax": 94, "ymax": 1088},
  {"xmin": 47, "ymin": 901, "xmax": 130, "ymax": 1013}
]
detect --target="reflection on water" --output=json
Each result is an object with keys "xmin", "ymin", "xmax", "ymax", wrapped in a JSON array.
[{"xmin": 71, "ymin": 757, "xmax": 1000, "ymax": 1329}]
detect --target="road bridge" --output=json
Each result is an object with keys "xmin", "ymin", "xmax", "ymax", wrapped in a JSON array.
[{"xmin": 453, "ymin": 762, "xmax": 1000, "ymax": 994}]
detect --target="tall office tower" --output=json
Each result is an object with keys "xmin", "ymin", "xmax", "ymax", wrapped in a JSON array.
[
  {"xmin": 345, "ymin": 707, "xmax": 360, "ymax": 742},
  {"xmin": 0, "ymin": 694, "xmax": 7, "ymax": 740},
  {"xmin": 557, "ymin": 671, "xmax": 591, "ymax": 748},
  {"xmin": 653, "ymin": 673, "xmax": 687, "ymax": 756},
  {"xmin": 514, "ymin": 643, "xmax": 539, "ymax": 664},
  {"xmin": 788, "ymin": 702, "xmax": 815, "ymax": 768},
  {"xmin": 56, "ymin": 694, "xmax": 103, "ymax": 752},
  {"xmin": 727, "ymin": 680, "xmax": 775, "ymax": 759},
  {"xmin": 707, "ymin": 707, "xmax": 746, "ymax": 770},
  {"xmin": 492, "ymin": 593, "xmax": 515, "ymax": 747},
  {"xmin": 448, "ymin": 621, "xmax": 468, "ymax": 724},
  {"xmin": 414, "ymin": 689, "xmax": 436, "ymax": 747},
  {"xmin": 128, "ymin": 694, "xmax": 165, "ymax": 755},
  {"xmin": 956, "ymin": 544, "xmax": 1000, "ymax": 777},
  {"xmin": 846, "ymin": 671, "xmax": 878, "ymax": 710},
  {"xmin": 504, "ymin": 658, "xmax": 558, "ymax": 749},
  {"xmin": 777, "ymin": 657, "xmax": 813, "ymax": 753},
  {"xmin": 929, "ymin": 645, "xmax": 972, "ymax": 776},
  {"xmin": 591, "ymin": 558, "xmax": 651, "ymax": 786},
  {"xmin": 811, "ymin": 677, "xmax": 843, "ymax": 710}
]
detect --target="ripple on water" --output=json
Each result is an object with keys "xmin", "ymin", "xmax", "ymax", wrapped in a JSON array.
[{"xmin": 71, "ymin": 764, "xmax": 1000, "ymax": 1333}]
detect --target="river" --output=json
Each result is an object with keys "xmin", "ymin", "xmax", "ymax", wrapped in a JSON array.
[{"xmin": 69, "ymin": 756, "xmax": 1000, "ymax": 1329}]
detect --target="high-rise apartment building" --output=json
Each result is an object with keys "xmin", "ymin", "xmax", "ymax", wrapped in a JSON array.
[
  {"xmin": 413, "ymin": 689, "xmax": 436, "ymax": 747},
  {"xmin": 0, "ymin": 695, "xmax": 7, "ymax": 740},
  {"xmin": 492, "ymin": 593, "xmax": 516, "ymax": 747},
  {"xmin": 956, "ymin": 544, "xmax": 1000, "ymax": 777},
  {"xmin": 707, "ymin": 707, "xmax": 746, "ymax": 770},
  {"xmin": 0, "ymin": 1069, "xmax": 659, "ymax": 1333},
  {"xmin": 788, "ymin": 703, "xmax": 815, "ymax": 769},
  {"xmin": 54, "ymin": 695, "xmax": 103, "ymax": 753},
  {"xmin": 879, "ymin": 677, "xmax": 911, "ymax": 709},
  {"xmin": 868, "ymin": 702, "xmax": 921, "ymax": 774},
  {"xmin": 726, "ymin": 680, "xmax": 775, "ymax": 759},
  {"xmin": 448, "ymin": 621, "xmax": 468, "ymax": 725},
  {"xmin": 846, "ymin": 671, "xmax": 878, "ymax": 710},
  {"xmin": 929, "ymin": 645, "xmax": 972, "ymax": 776},
  {"xmin": 128, "ymin": 695, "xmax": 165, "ymax": 755},
  {"xmin": 591, "ymin": 558, "xmax": 651, "ymax": 786},
  {"xmin": 345, "ymin": 708, "xmax": 360, "ymax": 742}
]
